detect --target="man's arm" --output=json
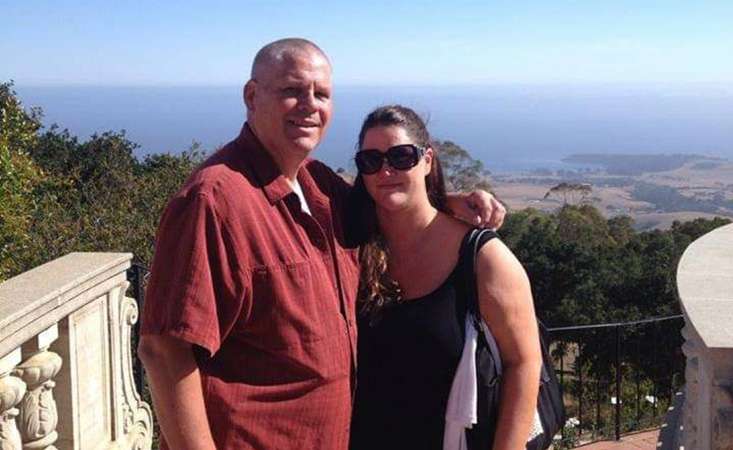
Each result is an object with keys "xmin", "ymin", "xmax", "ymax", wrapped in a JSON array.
[
  {"xmin": 138, "ymin": 335, "xmax": 217, "ymax": 450},
  {"xmin": 445, "ymin": 190, "xmax": 506, "ymax": 230}
]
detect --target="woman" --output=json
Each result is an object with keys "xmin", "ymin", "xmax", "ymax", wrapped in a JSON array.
[{"xmin": 348, "ymin": 105, "xmax": 543, "ymax": 450}]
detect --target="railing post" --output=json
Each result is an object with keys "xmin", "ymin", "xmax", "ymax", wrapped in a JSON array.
[
  {"xmin": 127, "ymin": 264, "xmax": 145, "ymax": 395},
  {"xmin": 578, "ymin": 349, "xmax": 583, "ymax": 437},
  {"xmin": 652, "ymin": 321, "xmax": 658, "ymax": 417},
  {"xmin": 595, "ymin": 377, "xmax": 601, "ymax": 439},
  {"xmin": 614, "ymin": 324, "xmax": 622, "ymax": 441}
]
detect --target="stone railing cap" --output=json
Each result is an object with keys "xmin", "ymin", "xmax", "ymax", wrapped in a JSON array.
[
  {"xmin": 0, "ymin": 252, "xmax": 132, "ymax": 354},
  {"xmin": 677, "ymin": 223, "xmax": 733, "ymax": 350}
]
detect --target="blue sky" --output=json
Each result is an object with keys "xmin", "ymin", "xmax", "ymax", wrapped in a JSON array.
[{"xmin": 2, "ymin": 0, "xmax": 732, "ymax": 86}]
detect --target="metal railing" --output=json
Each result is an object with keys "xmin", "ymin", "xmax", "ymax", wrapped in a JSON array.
[
  {"xmin": 547, "ymin": 315, "xmax": 685, "ymax": 446},
  {"xmin": 127, "ymin": 263, "xmax": 149, "ymax": 395},
  {"xmin": 126, "ymin": 265, "xmax": 685, "ymax": 446}
]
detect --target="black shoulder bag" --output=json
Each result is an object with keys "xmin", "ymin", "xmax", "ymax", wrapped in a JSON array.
[{"xmin": 461, "ymin": 228, "xmax": 566, "ymax": 450}]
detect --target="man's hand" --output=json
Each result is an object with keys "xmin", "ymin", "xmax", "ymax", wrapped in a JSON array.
[{"xmin": 446, "ymin": 190, "xmax": 506, "ymax": 230}]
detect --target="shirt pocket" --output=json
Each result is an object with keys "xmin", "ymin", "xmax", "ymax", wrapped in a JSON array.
[{"xmin": 245, "ymin": 260, "xmax": 338, "ymax": 349}]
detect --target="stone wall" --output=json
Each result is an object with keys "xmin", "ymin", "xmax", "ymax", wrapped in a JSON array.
[{"xmin": 0, "ymin": 253, "xmax": 152, "ymax": 450}]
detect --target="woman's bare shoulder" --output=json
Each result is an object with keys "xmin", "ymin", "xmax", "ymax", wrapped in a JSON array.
[{"xmin": 475, "ymin": 237, "xmax": 531, "ymax": 301}]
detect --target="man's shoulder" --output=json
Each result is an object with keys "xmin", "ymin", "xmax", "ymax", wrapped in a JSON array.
[
  {"xmin": 303, "ymin": 157, "xmax": 351, "ymax": 191},
  {"xmin": 304, "ymin": 157, "xmax": 333, "ymax": 173},
  {"xmin": 176, "ymin": 141, "xmax": 257, "ymax": 200}
]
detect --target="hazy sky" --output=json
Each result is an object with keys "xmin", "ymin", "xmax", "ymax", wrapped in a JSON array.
[{"xmin": 3, "ymin": 0, "xmax": 732, "ymax": 86}]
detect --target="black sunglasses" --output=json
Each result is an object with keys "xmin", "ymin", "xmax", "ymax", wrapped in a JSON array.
[{"xmin": 355, "ymin": 144, "xmax": 426, "ymax": 175}]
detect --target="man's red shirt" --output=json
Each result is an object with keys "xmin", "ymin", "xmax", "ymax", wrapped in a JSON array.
[{"xmin": 141, "ymin": 123, "xmax": 359, "ymax": 449}]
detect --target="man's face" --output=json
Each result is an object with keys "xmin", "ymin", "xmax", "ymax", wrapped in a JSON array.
[{"xmin": 245, "ymin": 50, "xmax": 333, "ymax": 161}]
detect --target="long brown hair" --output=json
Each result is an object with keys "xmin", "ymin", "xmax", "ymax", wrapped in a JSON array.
[{"xmin": 346, "ymin": 105, "xmax": 449, "ymax": 320}]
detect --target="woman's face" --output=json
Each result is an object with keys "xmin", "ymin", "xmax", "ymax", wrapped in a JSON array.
[{"xmin": 359, "ymin": 125, "xmax": 433, "ymax": 213}]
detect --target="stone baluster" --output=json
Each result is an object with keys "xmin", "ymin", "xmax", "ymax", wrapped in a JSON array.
[
  {"xmin": 12, "ymin": 326, "xmax": 62, "ymax": 450},
  {"xmin": 0, "ymin": 348, "xmax": 27, "ymax": 450}
]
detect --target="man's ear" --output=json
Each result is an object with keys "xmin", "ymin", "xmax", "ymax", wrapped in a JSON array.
[{"xmin": 244, "ymin": 80, "xmax": 256, "ymax": 112}]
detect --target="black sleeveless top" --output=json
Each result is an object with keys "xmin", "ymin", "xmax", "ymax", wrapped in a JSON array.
[{"xmin": 349, "ymin": 230, "xmax": 497, "ymax": 450}]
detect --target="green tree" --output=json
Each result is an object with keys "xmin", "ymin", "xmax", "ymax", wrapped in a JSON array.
[
  {"xmin": 607, "ymin": 215, "xmax": 635, "ymax": 246},
  {"xmin": 130, "ymin": 146, "xmax": 206, "ymax": 265},
  {"xmin": 25, "ymin": 128, "xmax": 205, "ymax": 269},
  {"xmin": 435, "ymin": 139, "xmax": 492, "ymax": 191},
  {"xmin": 0, "ymin": 81, "xmax": 43, "ymax": 281},
  {"xmin": 544, "ymin": 182, "xmax": 593, "ymax": 205}
]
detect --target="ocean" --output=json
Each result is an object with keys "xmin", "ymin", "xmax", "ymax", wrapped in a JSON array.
[{"xmin": 14, "ymin": 83, "xmax": 733, "ymax": 173}]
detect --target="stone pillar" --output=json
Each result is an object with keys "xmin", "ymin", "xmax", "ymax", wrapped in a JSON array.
[
  {"xmin": 711, "ymin": 355, "xmax": 733, "ymax": 450},
  {"xmin": 681, "ymin": 323, "xmax": 701, "ymax": 449},
  {"xmin": 676, "ymin": 223, "xmax": 733, "ymax": 449},
  {"xmin": 13, "ymin": 326, "xmax": 62, "ymax": 450},
  {"xmin": 0, "ymin": 348, "xmax": 26, "ymax": 450}
]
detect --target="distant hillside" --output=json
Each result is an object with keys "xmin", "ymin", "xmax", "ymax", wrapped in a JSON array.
[{"xmin": 563, "ymin": 153, "xmax": 725, "ymax": 175}]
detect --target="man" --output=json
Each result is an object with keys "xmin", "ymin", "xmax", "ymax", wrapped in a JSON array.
[{"xmin": 138, "ymin": 38, "xmax": 505, "ymax": 450}]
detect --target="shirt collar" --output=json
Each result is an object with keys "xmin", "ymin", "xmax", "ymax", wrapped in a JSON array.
[
  {"xmin": 236, "ymin": 123, "xmax": 330, "ymax": 212},
  {"xmin": 236, "ymin": 123, "xmax": 294, "ymax": 205}
]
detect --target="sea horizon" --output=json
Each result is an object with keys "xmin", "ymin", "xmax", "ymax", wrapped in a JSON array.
[{"xmin": 13, "ymin": 82, "xmax": 733, "ymax": 173}]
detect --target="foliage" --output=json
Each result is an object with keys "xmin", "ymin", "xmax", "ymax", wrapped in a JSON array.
[
  {"xmin": 0, "ymin": 81, "xmax": 44, "ymax": 280},
  {"xmin": 435, "ymin": 139, "xmax": 492, "ymax": 192},
  {"xmin": 631, "ymin": 181, "xmax": 723, "ymax": 213},
  {"xmin": 500, "ymin": 204, "xmax": 729, "ymax": 330},
  {"xmin": 0, "ymin": 84, "xmax": 205, "ymax": 282}
]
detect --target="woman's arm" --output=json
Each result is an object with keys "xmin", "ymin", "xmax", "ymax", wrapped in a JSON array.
[{"xmin": 475, "ymin": 239, "xmax": 543, "ymax": 450}]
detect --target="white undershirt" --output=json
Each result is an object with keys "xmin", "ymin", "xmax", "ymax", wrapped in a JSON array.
[{"xmin": 289, "ymin": 179, "xmax": 312, "ymax": 215}]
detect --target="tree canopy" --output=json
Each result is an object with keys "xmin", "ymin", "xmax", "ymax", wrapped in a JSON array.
[
  {"xmin": 435, "ymin": 139, "xmax": 493, "ymax": 192},
  {"xmin": 0, "ymin": 84, "xmax": 205, "ymax": 281},
  {"xmin": 0, "ymin": 82, "xmax": 44, "ymax": 280}
]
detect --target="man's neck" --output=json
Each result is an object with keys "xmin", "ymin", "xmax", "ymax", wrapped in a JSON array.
[
  {"xmin": 247, "ymin": 123, "xmax": 308, "ymax": 182},
  {"xmin": 272, "ymin": 154, "xmax": 304, "ymax": 183}
]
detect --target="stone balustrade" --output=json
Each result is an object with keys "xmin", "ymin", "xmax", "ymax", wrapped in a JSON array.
[
  {"xmin": 0, "ymin": 253, "xmax": 152, "ymax": 450},
  {"xmin": 678, "ymin": 223, "xmax": 733, "ymax": 450}
]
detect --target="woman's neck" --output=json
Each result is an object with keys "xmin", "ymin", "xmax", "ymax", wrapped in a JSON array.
[{"xmin": 377, "ymin": 201, "xmax": 440, "ymax": 254}]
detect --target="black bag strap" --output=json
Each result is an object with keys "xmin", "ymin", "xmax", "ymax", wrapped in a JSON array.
[
  {"xmin": 460, "ymin": 228, "xmax": 498, "ymax": 325},
  {"xmin": 461, "ymin": 228, "xmax": 549, "ymax": 380}
]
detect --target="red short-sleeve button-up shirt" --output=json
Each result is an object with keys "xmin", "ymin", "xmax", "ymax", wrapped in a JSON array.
[{"xmin": 141, "ymin": 123, "xmax": 360, "ymax": 450}]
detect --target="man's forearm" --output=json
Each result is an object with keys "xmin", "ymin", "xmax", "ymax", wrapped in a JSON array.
[
  {"xmin": 445, "ymin": 190, "xmax": 506, "ymax": 229},
  {"xmin": 139, "ymin": 336, "xmax": 217, "ymax": 450}
]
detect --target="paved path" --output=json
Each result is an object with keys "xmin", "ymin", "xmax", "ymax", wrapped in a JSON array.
[{"xmin": 575, "ymin": 429, "xmax": 660, "ymax": 449}]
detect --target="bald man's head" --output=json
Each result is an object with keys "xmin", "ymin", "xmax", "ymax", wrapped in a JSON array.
[
  {"xmin": 243, "ymin": 38, "xmax": 333, "ymax": 170},
  {"xmin": 250, "ymin": 38, "xmax": 331, "ymax": 81}
]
